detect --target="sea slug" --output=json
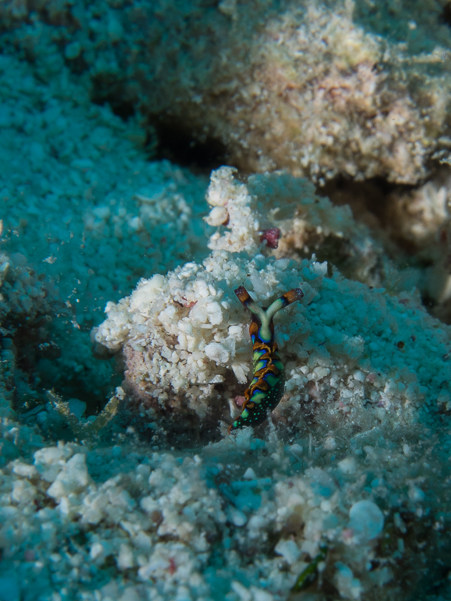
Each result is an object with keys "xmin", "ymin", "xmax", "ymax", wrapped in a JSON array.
[{"xmin": 229, "ymin": 285, "xmax": 304, "ymax": 431}]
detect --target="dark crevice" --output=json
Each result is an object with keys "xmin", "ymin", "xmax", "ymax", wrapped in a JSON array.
[
  {"xmin": 90, "ymin": 80, "xmax": 230, "ymax": 171},
  {"xmin": 108, "ymin": 99, "xmax": 136, "ymax": 122},
  {"xmin": 318, "ymin": 173, "xmax": 451, "ymax": 323},
  {"xmin": 441, "ymin": 2, "xmax": 451, "ymax": 27},
  {"xmin": 152, "ymin": 116, "xmax": 230, "ymax": 174},
  {"xmin": 65, "ymin": 53, "xmax": 89, "ymax": 76},
  {"xmin": 90, "ymin": 75, "xmax": 137, "ymax": 122},
  {"xmin": 319, "ymin": 174, "xmax": 428, "ymax": 265},
  {"xmin": 318, "ymin": 175, "xmax": 435, "ymax": 271},
  {"xmin": 92, "ymin": 94, "xmax": 137, "ymax": 122},
  {"xmin": 320, "ymin": 175, "xmax": 416, "ymax": 233}
]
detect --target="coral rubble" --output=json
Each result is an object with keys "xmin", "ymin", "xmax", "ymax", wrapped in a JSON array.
[
  {"xmin": 2, "ymin": 1, "xmax": 451, "ymax": 184},
  {"xmin": 96, "ymin": 168, "xmax": 451, "ymax": 438},
  {"xmin": 0, "ymin": 421, "xmax": 449, "ymax": 600},
  {"xmin": 0, "ymin": 2, "xmax": 450, "ymax": 600}
]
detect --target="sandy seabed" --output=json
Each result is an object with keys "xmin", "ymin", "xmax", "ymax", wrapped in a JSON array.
[{"xmin": 1, "ymin": 2, "xmax": 451, "ymax": 600}]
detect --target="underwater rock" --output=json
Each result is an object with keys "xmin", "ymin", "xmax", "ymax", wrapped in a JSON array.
[
  {"xmin": 0, "ymin": 424, "xmax": 449, "ymax": 600},
  {"xmin": 0, "ymin": 249, "xmax": 59, "ymax": 332},
  {"xmin": 0, "ymin": 48, "xmax": 210, "ymax": 411},
  {"xmin": 95, "ymin": 168, "xmax": 451, "ymax": 438},
  {"xmin": 0, "ymin": 248, "xmax": 62, "ymax": 415},
  {"xmin": 1, "ymin": 3, "xmax": 451, "ymax": 600},
  {"xmin": 384, "ymin": 170, "xmax": 451, "ymax": 322},
  {"xmin": 2, "ymin": 1, "xmax": 451, "ymax": 184},
  {"xmin": 348, "ymin": 499, "xmax": 384, "ymax": 542}
]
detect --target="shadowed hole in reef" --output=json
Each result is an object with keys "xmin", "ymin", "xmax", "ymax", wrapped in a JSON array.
[
  {"xmin": 442, "ymin": 2, "xmax": 451, "ymax": 27},
  {"xmin": 320, "ymin": 175, "xmax": 415, "ymax": 234},
  {"xmin": 152, "ymin": 116, "xmax": 230, "ymax": 174},
  {"xmin": 11, "ymin": 322, "xmax": 122, "ymax": 424},
  {"xmin": 318, "ymin": 175, "xmax": 447, "ymax": 311},
  {"xmin": 319, "ymin": 175, "xmax": 432, "ymax": 262},
  {"xmin": 90, "ymin": 75, "xmax": 137, "ymax": 122},
  {"xmin": 93, "ymin": 94, "xmax": 137, "ymax": 122}
]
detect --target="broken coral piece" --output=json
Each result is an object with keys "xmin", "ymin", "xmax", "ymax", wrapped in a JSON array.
[{"xmin": 95, "ymin": 169, "xmax": 451, "ymax": 437}]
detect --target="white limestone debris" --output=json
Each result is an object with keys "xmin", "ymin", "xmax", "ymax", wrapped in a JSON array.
[
  {"xmin": 2, "ymin": 0, "xmax": 451, "ymax": 184},
  {"xmin": 0, "ymin": 3, "xmax": 450, "ymax": 599},
  {"xmin": 0, "ymin": 424, "xmax": 448, "ymax": 600},
  {"xmin": 95, "ymin": 168, "xmax": 451, "ymax": 436}
]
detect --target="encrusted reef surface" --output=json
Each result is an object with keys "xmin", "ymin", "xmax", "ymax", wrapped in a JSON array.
[
  {"xmin": 3, "ymin": 0, "xmax": 451, "ymax": 182},
  {"xmin": 96, "ymin": 168, "xmax": 450, "ymax": 441},
  {"xmin": 0, "ymin": 2, "xmax": 451, "ymax": 601},
  {"xmin": 1, "ymin": 428, "xmax": 450, "ymax": 601}
]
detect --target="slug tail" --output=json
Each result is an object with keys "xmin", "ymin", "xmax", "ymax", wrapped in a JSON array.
[
  {"xmin": 234, "ymin": 286, "xmax": 252, "ymax": 306},
  {"xmin": 282, "ymin": 288, "xmax": 304, "ymax": 304}
]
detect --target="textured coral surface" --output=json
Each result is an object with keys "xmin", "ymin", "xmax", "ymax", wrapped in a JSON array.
[
  {"xmin": 91, "ymin": 167, "xmax": 451, "ymax": 599},
  {"xmin": 96, "ymin": 168, "xmax": 451, "ymax": 442},
  {"xmin": 2, "ymin": 0, "xmax": 451, "ymax": 183},
  {"xmin": 0, "ymin": 2, "xmax": 451, "ymax": 600}
]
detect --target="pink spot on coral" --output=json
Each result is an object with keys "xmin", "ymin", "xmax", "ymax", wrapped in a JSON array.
[
  {"xmin": 181, "ymin": 297, "xmax": 197, "ymax": 308},
  {"xmin": 260, "ymin": 227, "xmax": 280, "ymax": 249},
  {"xmin": 234, "ymin": 395, "xmax": 246, "ymax": 408},
  {"xmin": 168, "ymin": 557, "xmax": 177, "ymax": 575},
  {"xmin": 342, "ymin": 528, "xmax": 354, "ymax": 541}
]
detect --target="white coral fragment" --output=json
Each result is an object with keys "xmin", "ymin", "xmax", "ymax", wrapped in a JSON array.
[
  {"xmin": 46, "ymin": 453, "xmax": 90, "ymax": 499},
  {"xmin": 94, "ymin": 167, "xmax": 451, "ymax": 429},
  {"xmin": 206, "ymin": 166, "xmax": 259, "ymax": 253},
  {"xmin": 348, "ymin": 500, "xmax": 384, "ymax": 542},
  {"xmin": 205, "ymin": 206, "xmax": 229, "ymax": 227},
  {"xmin": 205, "ymin": 342, "xmax": 230, "ymax": 365}
]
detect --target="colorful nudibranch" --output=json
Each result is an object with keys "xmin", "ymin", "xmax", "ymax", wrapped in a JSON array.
[{"xmin": 229, "ymin": 285, "xmax": 304, "ymax": 431}]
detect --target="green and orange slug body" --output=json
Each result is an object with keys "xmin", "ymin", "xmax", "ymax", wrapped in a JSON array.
[{"xmin": 229, "ymin": 285, "xmax": 304, "ymax": 432}]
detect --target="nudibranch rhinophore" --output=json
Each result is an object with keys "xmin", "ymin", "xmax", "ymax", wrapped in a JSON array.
[{"xmin": 229, "ymin": 285, "xmax": 304, "ymax": 432}]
